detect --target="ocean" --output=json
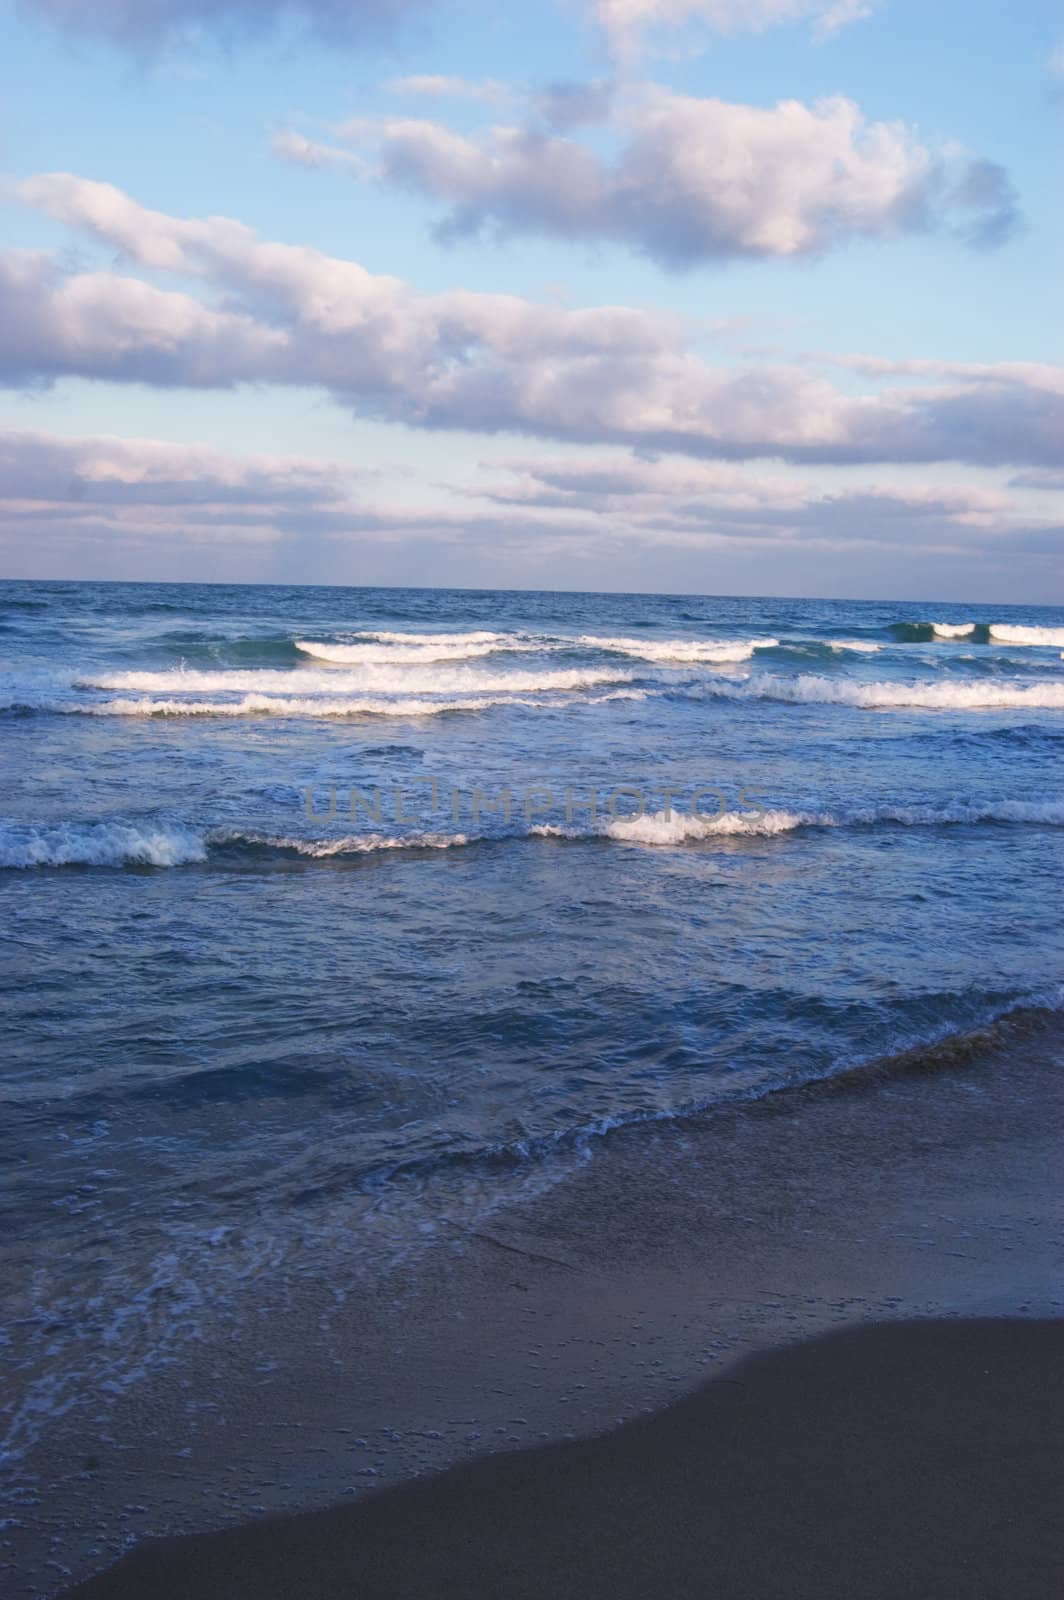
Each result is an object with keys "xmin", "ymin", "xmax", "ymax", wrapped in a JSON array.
[{"xmin": 2, "ymin": 578, "xmax": 1063, "ymax": 1490}]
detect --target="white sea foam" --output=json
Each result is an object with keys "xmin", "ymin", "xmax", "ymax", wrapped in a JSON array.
[
  {"xmin": 601, "ymin": 806, "xmax": 817, "ymax": 844},
  {"xmin": 221, "ymin": 830, "xmax": 471, "ymax": 857},
  {"xmin": 0, "ymin": 820, "xmax": 208, "ymax": 868},
  {"xmin": 699, "ymin": 673, "xmax": 1064, "ymax": 711},
  {"xmin": 295, "ymin": 639, "xmax": 497, "ymax": 664},
  {"xmin": 826, "ymin": 639, "xmax": 882, "ymax": 652},
  {"xmin": 577, "ymin": 634, "xmax": 778, "ymax": 663},
  {"xmin": 931, "ymin": 622, "xmax": 976, "ymax": 638},
  {"xmin": 989, "ymin": 624, "xmax": 1064, "ymax": 647},
  {"xmin": 80, "ymin": 687, "xmax": 647, "ymax": 719},
  {"xmin": 86, "ymin": 694, "xmax": 538, "ymax": 718},
  {"xmin": 80, "ymin": 665, "xmax": 624, "ymax": 695},
  {"xmin": 541, "ymin": 798, "xmax": 1064, "ymax": 848}
]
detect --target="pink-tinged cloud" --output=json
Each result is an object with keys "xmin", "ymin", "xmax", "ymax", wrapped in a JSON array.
[
  {"xmin": 296, "ymin": 88, "xmax": 1018, "ymax": 264},
  {"xmin": 4, "ymin": 175, "xmax": 1061, "ymax": 470}
]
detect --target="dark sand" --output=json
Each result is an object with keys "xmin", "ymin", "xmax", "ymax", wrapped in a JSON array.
[{"xmin": 67, "ymin": 1316, "xmax": 1063, "ymax": 1599}]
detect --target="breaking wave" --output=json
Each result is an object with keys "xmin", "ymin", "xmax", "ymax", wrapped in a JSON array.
[
  {"xmin": 0, "ymin": 820, "xmax": 209, "ymax": 869},
  {"xmin": 932, "ymin": 622, "xmax": 976, "ymax": 638},
  {"xmin": 76, "ymin": 665, "xmax": 625, "ymax": 695},
  {"xmin": 691, "ymin": 673, "xmax": 1064, "ymax": 711},
  {"xmin": 576, "ymin": 634, "xmax": 778, "ymax": 663},
  {"xmin": 367, "ymin": 630, "xmax": 506, "ymax": 645},
  {"xmin": 77, "ymin": 689, "xmax": 645, "ymax": 719},
  {"xmin": 7, "ymin": 799, "xmax": 1062, "ymax": 869},
  {"xmin": 989, "ymin": 624, "xmax": 1064, "ymax": 647},
  {"xmin": 295, "ymin": 639, "xmax": 498, "ymax": 664}
]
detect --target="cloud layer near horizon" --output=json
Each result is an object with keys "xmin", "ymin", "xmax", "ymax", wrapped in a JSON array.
[
  {"xmin": 0, "ymin": 427, "xmax": 1059, "ymax": 588},
  {"xmin": 281, "ymin": 88, "xmax": 1018, "ymax": 265},
  {"xmin": 4, "ymin": 173, "xmax": 1061, "ymax": 474}
]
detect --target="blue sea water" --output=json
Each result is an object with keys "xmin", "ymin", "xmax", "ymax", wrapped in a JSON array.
[{"xmin": 1, "ymin": 579, "xmax": 1063, "ymax": 1471}]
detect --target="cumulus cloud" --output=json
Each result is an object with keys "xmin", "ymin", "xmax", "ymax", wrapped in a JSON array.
[
  {"xmin": 15, "ymin": 0, "xmax": 429, "ymax": 51},
  {"xmin": 4, "ymin": 174, "xmax": 1062, "ymax": 470},
  {"xmin": 293, "ymin": 88, "xmax": 1019, "ymax": 265},
  {"xmin": 593, "ymin": 0, "xmax": 877, "ymax": 58}
]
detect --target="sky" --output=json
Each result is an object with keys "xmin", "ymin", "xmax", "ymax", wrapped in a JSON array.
[{"xmin": 0, "ymin": 0, "xmax": 1061, "ymax": 600}]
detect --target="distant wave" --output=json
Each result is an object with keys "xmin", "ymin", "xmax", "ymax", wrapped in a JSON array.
[
  {"xmin": 931, "ymin": 622, "xmax": 976, "ymax": 638},
  {"xmin": 77, "ymin": 688, "xmax": 645, "ymax": 719},
  {"xmin": 295, "ymin": 639, "xmax": 500, "ymax": 664},
  {"xmin": 7, "ymin": 799, "xmax": 1062, "ymax": 868},
  {"xmin": 826, "ymin": 638, "xmax": 882, "ymax": 652},
  {"xmin": 576, "ymin": 634, "xmax": 778, "ymax": 663},
  {"xmin": 989, "ymin": 624, "xmax": 1064, "ymax": 647},
  {"xmin": 77, "ymin": 664, "xmax": 625, "ymax": 695},
  {"xmin": 367, "ymin": 630, "xmax": 505, "ymax": 645},
  {"xmin": 689, "ymin": 673, "xmax": 1064, "ymax": 711}
]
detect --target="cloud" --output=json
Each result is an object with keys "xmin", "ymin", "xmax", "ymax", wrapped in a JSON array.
[
  {"xmin": 592, "ymin": 0, "xmax": 876, "ymax": 58},
  {"xmin": 1051, "ymin": 42, "xmax": 1064, "ymax": 83},
  {"xmin": 0, "ymin": 428, "xmax": 363, "ymax": 563},
  {"xmin": 15, "ymin": 0, "xmax": 429, "ymax": 51},
  {"xmin": 295, "ymin": 88, "xmax": 1019, "ymax": 265},
  {"xmin": 389, "ymin": 75, "xmax": 515, "ymax": 105},
  {"xmin": 270, "ymin": 130, "xmax": 367, "ymax": 174},
  {"xmin": 472, "ymin": 451, "xmax": 1064, "ymax": 558},
  {"xmin": 4, "ymin": 174, "xmax": 1062, "ymax": 471},
  {"xmin": 1, "ymin": 427, "xmax": 1058, "ymax": 593}
]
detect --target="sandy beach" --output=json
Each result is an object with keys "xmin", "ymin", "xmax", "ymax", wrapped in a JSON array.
[
  {"xmin": 66, "ymin": 1316, "xmax": 1064, "ymax": 1599},
  {"xmin": 25, "ymin": 1004, "xmax": 1061, "ymax": 1598}
]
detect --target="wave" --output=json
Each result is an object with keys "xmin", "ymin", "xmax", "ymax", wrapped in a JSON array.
[
  {"xmin": 0, "ymin": 820, "xmax": 208, "ymax": 869},
  {"xmin": 577, "ymin": 634, "xmax": 778, "ymax": 663},
  {"xmin": 362, "ymin": 630, "xmax": 506, "ymax": 645},
  {"xmin": 222, "ymin": 829, "xmax": 472, "ymax": 857},
  {"xmin": 74, "ymin": 687, "xmax": 647, "ymax": 719},
  {"xmin": 988, "ymin": 624, "xmax": 1064, "ymax": 647},
  {"xmin": 76, "ymin": 665, "xmax": 625, "ymax": 695},
  {"xmin": 8, "ymin": 798, "xmax": 1061, "ymax": 869},
  {"xmin": 931, "ymin": 622, "xmax": 976, "ymax": 638},
  {"xmin": 826, "ymin": 638, "xmax": 882, "ymax": 652},
  {"xmin": 295, "ymin": 639, "xmax": 498, "ymax": 664},
  {"xmin": 542, "ymin": 797, "xmax": 1064, "ymax": 847},
  {"xmin": 688, "ymin": 673, "xmax": 1064, "ymax": 711}
]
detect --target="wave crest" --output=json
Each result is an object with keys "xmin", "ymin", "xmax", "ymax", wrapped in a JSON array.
[
  {"xmin": 989, "ymin": 624, "xmax": 1064, "ymax": 647},
  {"xmin": 577, "ymin": 634, "xmax": 777, "ymax": 663},
  {"xmin": 695, "ymin": 673, "xmax": 1064, "ymax": 711}
]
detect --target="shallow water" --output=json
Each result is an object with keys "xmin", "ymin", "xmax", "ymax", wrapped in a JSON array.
[{"xmin": 1, "ymin": 579, "xmax": 1063, "ymax": 1473}]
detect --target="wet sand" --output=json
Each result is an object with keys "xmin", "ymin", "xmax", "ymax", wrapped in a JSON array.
[
  {"xmin": 67, "ymin": 1317, "xmax": 1064, "ymax": 1599},
  {"xmin": 12, "ymin": 1009, "xmax": 1063, "ymax": 1597}
]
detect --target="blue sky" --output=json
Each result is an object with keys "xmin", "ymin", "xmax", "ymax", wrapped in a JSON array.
[{"xmin": 0, "ymin": 0, "xmax": 1061, "ymax": 599}]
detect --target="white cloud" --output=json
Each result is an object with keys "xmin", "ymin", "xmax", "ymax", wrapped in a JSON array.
[
  {"xmin": 593, "ymin": 0, "xmax": 876, "ymax": 58},
  {"xmin": 297, "ymin": 88, "xmax": 1019, "ymax": 264},
  {"xmin": 389, "ymin": 75, "xmax": 516, "ymax": 104},
  {"xmin": 4, "ymin": 174, "xmax": 1061, "ymax": 472}
]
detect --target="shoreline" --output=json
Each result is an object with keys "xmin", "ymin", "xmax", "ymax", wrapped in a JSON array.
[
  {"xmin": 7, "ymin": 1009, "xmax": 1063, "ymax": 1596},
  {"xmin": 66, "ymin": 1316, "xmax": 1064, "ymax": 1599}
]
